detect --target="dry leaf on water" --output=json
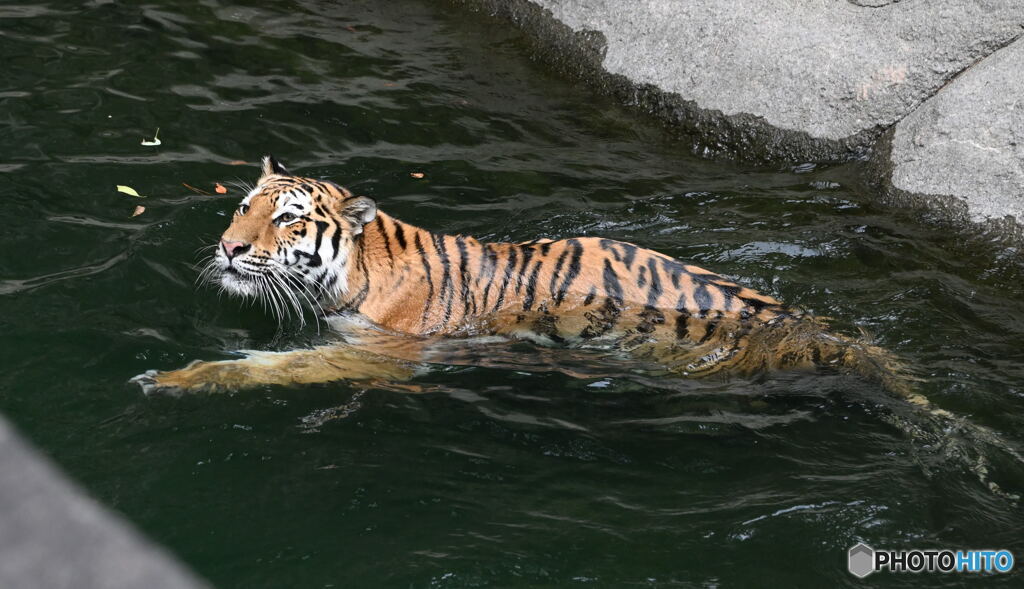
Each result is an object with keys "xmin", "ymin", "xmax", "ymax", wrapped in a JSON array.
[
  {"xmin": 410, "ymin": 172, "xmax": 425, "ymax": 179},
  {"xmin": 131, "ymin": 205, "xmax": 145, "ymax": 217},
  {"xmin": 215, "ymin": 183, "xmax": 228, "ymax": 194},
  {"xmin": 182, "ymin": 182, "xmax": 211, "ymax": 195},
  {"xmin": 226, "ymin": 160, "xmax": 247, "ymax": 166}
]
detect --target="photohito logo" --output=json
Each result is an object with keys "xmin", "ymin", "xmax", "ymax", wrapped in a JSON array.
[{"xmin": 847, "ymin": 543, "xmax": 1014, "ymax": 578}]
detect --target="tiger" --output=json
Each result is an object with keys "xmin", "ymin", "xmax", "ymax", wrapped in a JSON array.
[
  {"xmin": 131, "ymin": 156, "xmax": 1022, "ymax": 498},
  {"xmin": 132, "ymin": 155, "xmax": 911, "ymax": 392}
]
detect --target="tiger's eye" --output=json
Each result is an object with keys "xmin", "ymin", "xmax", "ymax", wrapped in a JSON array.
[
  {"xmin": 276, "ymin": 212, "xmax": 297, "ymax": 224},
  {"xmin": 237, "ymin": 204, "xmax": 249, "ymax": 215}
]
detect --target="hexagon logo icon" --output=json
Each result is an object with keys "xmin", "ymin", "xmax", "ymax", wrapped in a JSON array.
[{"xmin": 848, "ymin": 543, "xmax": 875, "ymax": 578}]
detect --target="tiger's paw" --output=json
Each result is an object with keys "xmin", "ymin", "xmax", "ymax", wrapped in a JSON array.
[{"xmin": 129, "ymin": 369, "xmax": 187, "ymax": 397}]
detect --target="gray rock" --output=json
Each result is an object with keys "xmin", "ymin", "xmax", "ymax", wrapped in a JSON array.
[
  {"xmin": 884, "ymin": 37, "xmax": 1024, "ymax": 232},
  {"xmin": 0, "ymin": 417, "xmax": 206, "ymax": 589},
  {"xmin": 451, "ymin": 0, "xmax": 1024, "ymax": 162}
]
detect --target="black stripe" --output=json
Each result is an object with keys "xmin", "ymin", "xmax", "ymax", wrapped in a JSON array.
[
  {"xmin": 659, "ymin": 258, "xmax": 684, "ymax": 289},
  {"xmin": 376, "ymin": 217, "xmax": 393, "ymax": 263},
  {"xmin": 645, "ymin": 257, "xmax": 662, "ymax": 308},
  {"xmin": 547, "ymin": 246, "xmax": 570, "ymax": 302},
  {"xmin": 693, "ymin": 284, "xmax": 712, "ymax": 318},
  {"xmin": 599, "ymin": 239, "xmax": 621, "ymax": 262},
  {"xmin": 553, "ymin": 239, "xmax": 583, "ymax": 307},
  {"xmin": 602, "ymin": 259, "xmax": 623, "ymax": 304},
  {"xmin": 674, "ymin": 315, "xmax": 688, "ymax": 339},
  {"xmin": 698, "ymin": 320, "xmax": 719, "ymax": 344},
  {"xmin": 456, "ymin": 236, "xmax": 473, "ymax": 318},
  {"xmin": 515, "ymin": 245, "xmax": 534, "ymax": 295},
  {"xmin": 480, "ymin": 244, "xmax": 499, "ymax": 308},
  {"xmin": 582, "ymin": 286, "xmax": 596, "ymax": 306},
  {"xmin": 539, "ymin": 242, "xmax": 552, "ymax": 256},
  {"xmin": 350, "ymin": 280, "xmax": 370, "ymax": 309},
  {"xmin": 432, "ymin": 234, "xmax": 454, "ymax": 325},
  {"xmin": 493, "ymin": 245, "xmax": 517, "ymax": 312},
  {"xmin": 718, "ymin": 284, "xmax": 739, "ymax": 312},
  {"xmin": 523, "ymin": 260, "xmax": 543, "ymax": 311},
  {"xmin": 620, "ymin": 243, "xmax": 637, "ymax": 270},
  {"xmin": 329, "ymin": 226, "xmax": 342, "ymax": 260},
  {"xmin": 415, "ymin": 233, "xmax": 435, "ymax": 324},
  {"xmin": 393, "ymin": 221, "xmax": 407, "ymax": 250},
  {"xmin": 300, "ymin": 220, "xmax": 330, "ymax": 267}
]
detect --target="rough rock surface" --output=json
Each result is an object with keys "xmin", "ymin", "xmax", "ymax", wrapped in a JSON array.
[
  {"xmin": 0, "ymin": 417, "xmax": 205, "ymax": 589},
  {"xmin": 453, "ymin": 0, "xmax": 1024, "ymax": 162},
  {"xmin": 885, "ymin": 37, "xmax": 1024, "ymax": 231}
]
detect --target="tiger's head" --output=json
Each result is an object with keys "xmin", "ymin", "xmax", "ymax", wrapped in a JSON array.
[{"xmin": 203, "ymin": 156, "xmax": 377, "ymax": 320}]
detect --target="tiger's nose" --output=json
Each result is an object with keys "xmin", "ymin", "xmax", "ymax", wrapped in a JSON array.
[{"xmin": 221, "ymin": 239, "xmax": 251, "ymax": 260}]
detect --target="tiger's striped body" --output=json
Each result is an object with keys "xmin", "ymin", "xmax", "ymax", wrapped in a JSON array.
[
  {"xmin": 339, "ymin": 212, "xmax": 789, "ymax": 349},
  {"xmin": 141, "ymin": 156, "xmax": 899, "ymax": 390}
]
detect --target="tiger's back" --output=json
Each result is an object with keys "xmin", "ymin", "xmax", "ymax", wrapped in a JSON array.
[{"xmin": 339, "ymin": 212, "xmax": 791, "ymax": 348}]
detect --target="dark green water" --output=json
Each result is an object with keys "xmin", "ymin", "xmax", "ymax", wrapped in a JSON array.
[{"xmin": 2, "ymin": 1, "xmax": 1023, "ymax": 587}]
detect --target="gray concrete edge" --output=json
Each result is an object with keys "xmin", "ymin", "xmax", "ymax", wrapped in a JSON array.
[{"xmin": 0, "ymin": 415, "xmax": 207, "ymax": 589}]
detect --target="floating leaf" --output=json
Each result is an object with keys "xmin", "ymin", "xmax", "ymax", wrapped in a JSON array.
[
  {"xmin": 226, "ymin": 160, "xmax": 247, "ymax": 166},
  {"xmin": 410, "ymin": 172, "xmax": 425, "ymax": 179},
  {"xmin": 116, "ymin": 185, "xmax": 144, "ymax": 197},
  {"xmin": 141, "ymin": 127, "xmax": 161, "ymax": 147},
  {"xmin": 131, "ymin": 205, "xmax": 146, "ymax": 217},
  {"xmin": 215, "ymin": 183, "xmax": 228, "ymax": 194},
  {"xmin": 182, "ymin": 182, "xmax": 211, "ymax": 195}
]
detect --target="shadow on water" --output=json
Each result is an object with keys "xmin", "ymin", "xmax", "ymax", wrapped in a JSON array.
[{"xmin": 1, "ymin": 0, "xmax": 1023, "ymax": 586}]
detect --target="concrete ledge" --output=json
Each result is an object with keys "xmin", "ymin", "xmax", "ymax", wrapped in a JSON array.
[{"xmin": 0, "ymin": 417, "xmax": 205, "ymax": 589}]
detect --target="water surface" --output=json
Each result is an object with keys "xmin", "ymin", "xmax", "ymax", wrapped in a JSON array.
[{"xmin": 1, "ymin": 1, "xmax": 1023, "ymax": 587}]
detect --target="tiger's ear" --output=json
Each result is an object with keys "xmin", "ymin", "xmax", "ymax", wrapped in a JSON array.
[
  {"xmin": 258, "ymin": 155, "xmax": 290, "ymax": 182},
  {"xmin": 340, "ymin": 196, "xmax": 377, "ymax": 236}
]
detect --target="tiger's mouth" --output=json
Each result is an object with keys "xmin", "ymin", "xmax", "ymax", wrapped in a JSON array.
[{"xmin": 219, "ymin": 265, "xmax": 258, "ymax": 297}]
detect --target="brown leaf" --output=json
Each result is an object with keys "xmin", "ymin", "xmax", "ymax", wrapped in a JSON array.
[
  {"xmin": 215, "ymin": 183, "xmax": 228, "ymax": 194},
  {"xmin": 131, "ymin": 205, "xmax": 145, "ymax": 217},
  {"xmin": 410, "ymin": 172, "xmax": 425, "ymax": 179},
  {"xmin": 226, "ymin": 160, "xmax": 247, "ymax": 166},
  {"xmin": 182, "ymin": 182, "xmax": 212, "ymax": 195}
]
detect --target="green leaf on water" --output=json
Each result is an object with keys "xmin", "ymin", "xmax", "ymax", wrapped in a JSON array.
[{"xmin": 116, "ymin": 185, "xmax": 144, "ymax": 198}]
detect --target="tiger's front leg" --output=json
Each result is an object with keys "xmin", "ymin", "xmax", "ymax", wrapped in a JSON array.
[{"xmin": 130, "ymin": 344, "xmax": 415, "ymax": 395}]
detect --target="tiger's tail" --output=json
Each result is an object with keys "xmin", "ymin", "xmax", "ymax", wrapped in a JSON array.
[{"xmin": 807, "ymin": 323, "xmax": 1024, "ymax": 501}]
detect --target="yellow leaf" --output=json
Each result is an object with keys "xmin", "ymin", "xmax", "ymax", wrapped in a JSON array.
[{"xmin": 116, "ymin": 185, "xmax": 144, "ymax": 197}]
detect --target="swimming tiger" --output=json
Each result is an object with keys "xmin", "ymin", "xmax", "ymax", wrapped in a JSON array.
[
  {"xmin": 131, "ymin": 156, "xmax": 1021, "ymax": 498},
  {"xmin": 131, "ymin": 155, "xmax": 915, "ymax": 393}
]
